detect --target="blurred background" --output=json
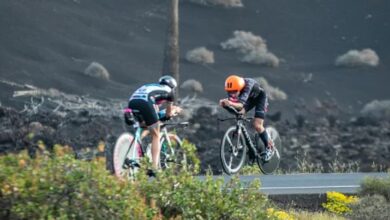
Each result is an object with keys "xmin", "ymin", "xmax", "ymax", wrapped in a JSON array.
[{"xmin": 0, "ymin": 0, "xmax": 389, "ymax": 174}]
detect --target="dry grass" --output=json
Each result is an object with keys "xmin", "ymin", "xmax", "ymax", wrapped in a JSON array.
[
  {"xmin": 254, "ymin": 77, "xmax": 287, "ymax": 100},
  {"xmin": 180, "ymin": 79, "xmax": 204, "ymax": 94},
  {"xmin": 335, "ymin": 48, "xmax": 379, "ymax": 67},
  {"xmin": 361, "ymin": 99, "xmax": 390, "ymax": 119},
  {"xmin": 290, "ymin": 210, "xmax": 346, "ymax": 220},
  {"xmin": 185, "ymin": 47, "xmax": 214, "ymax": 64},
  {"xmin": 221, "ymin": 31, "xmax": 279, "ymax": 67},
  {"xmin": 84, "ymin": 62, "xmax": 110, "ymax": 80},
  {"xmin": 188, "ymin": 0, "xmax": 244, "ymax": 8}
]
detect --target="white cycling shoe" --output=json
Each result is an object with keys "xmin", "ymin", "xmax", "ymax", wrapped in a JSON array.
[
  {"xmin": 262, "ymin": 139, "xmax": 275, "ymax": 162},
  {"xmin": 263, "ymin": 147, "xmax": 275, "ymax": 162}
]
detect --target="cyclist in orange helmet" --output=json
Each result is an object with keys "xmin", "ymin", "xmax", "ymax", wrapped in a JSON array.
[{"xmin": 219, "ymin": 75, "xmax": 274, "ymax": 161}]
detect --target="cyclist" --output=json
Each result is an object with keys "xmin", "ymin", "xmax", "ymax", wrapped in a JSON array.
[
  {"xmin": 127, "ymin": 75, "xmax": 182, "ymax": 173},
  {"xmin": 219, "ymin": 75, "xmax": 274, "ymax": 161}
]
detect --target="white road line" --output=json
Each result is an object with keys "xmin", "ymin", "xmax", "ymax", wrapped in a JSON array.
[{"xmin": 261, "ymin": 185, "xmax": 359, "ymax": 190}]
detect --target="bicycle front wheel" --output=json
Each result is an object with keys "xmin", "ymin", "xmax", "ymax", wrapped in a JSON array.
[
  {"xmin": 112, "ymin": 132, "xmax": 142, "ymax": 180},
  {"xmin": 160, "ymin": 134, "xmax": 187, "ymax": 169},
  {"xmin": 220, "ymin": 126, "xmax": 247, "ymax": 175}
]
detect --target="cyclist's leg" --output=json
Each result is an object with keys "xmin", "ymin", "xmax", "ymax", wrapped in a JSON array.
[
  {"xmin": 253, "ymin": 92, "xmax": 274, "ymax": 161},
  {"xmin": 148, "ymin": 123, "xmax": 160, "ymax": 169},
  {"xmin": 142, "ymin": 103, "xmax": 160, "ymax": 170},
  {"xmin": 129, "ymin": 99, "xmax": 161, "ymax": 169},
  {"xmin": 253, "ymin": 91, "xmax": 268, "ymax": 137}
]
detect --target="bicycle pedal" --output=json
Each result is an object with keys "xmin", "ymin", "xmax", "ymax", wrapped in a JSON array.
[{"xmin": 123, "ymin": 158, "xmax": 140, "ymax": 169}]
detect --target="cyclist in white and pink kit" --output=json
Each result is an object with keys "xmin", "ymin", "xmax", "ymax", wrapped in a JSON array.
[
  {"xmin": 127, "ymin": 75, "xmax": 182, "ymax": 172},
  {"xmin": 219, "ymin": 75, "xmax": 274, "ymax": 161}
]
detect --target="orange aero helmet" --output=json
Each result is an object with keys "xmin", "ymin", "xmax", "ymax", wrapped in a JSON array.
[{"xmin": 224, "ymin": 75, "xmax": 245, "ymax": 92}]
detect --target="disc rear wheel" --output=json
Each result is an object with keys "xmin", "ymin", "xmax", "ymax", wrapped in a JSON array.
[{"xmin": 257, "ymin": 127, "xmax": 281, "ymax": 174}]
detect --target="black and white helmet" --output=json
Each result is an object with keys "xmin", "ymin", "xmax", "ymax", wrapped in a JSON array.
[{"xmin": 159, "ymin": 75, "xmax": 177, "ymax": 89}]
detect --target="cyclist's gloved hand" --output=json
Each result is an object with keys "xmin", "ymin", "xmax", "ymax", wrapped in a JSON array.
[
  {"xmin": 158, "ymin": 109, "xmax": 171, "ymax": 121},
  {"xmin": 159, "ymin": 115, "xmax": 171, "ymax": 122}
]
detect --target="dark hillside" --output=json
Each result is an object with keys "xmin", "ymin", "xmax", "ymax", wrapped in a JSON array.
[{"xmin": 1, "ymin": 0, "xmax": 389, "ymax": 114}]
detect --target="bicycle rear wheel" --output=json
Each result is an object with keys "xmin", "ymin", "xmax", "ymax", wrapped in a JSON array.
[
  {"xmin": 220, "ymin": 126, "xmax": 247, "ymax": 175},
  {"xmin": 257, "ymin": 127, "xmax": 281, "ymax": 174},
  {"xmin": 112, "ymin": 132, "xmax": 142, "ymax": 180}
]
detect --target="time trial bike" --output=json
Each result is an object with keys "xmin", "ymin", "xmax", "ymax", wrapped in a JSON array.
[
  {"xmin": 219, "ymin": 106, "xmax": 281, "ymax": 175},
  {"xmin": 109, "ymin": 108, "xmax": 188, "ymax": 180}
]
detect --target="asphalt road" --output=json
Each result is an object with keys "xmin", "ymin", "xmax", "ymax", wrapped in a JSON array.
[{"xmin": 201, "ymin": 172, "xmax": 389, "ymax": 195}]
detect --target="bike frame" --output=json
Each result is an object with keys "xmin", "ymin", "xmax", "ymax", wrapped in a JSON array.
[
  {"xmin": 126, "ymin": 122, "xmax": 182, "ymax": 165},
  {"xmin": 220, "ymin": 106, "xmax": 259, "ymax": 159},
  {"xmin": 124, "ymin": 125, "xmax": 144, "ymax": 168},
  {"xmin": 236, "ymin": 120, "xmax": 259, "ymax": 158}
]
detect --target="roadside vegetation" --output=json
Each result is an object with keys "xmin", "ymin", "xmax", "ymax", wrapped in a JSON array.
[
  {"xmin": 0, "ymin": 143, "xmax": 270, "ymax": 219},
  {"xmin": 1, "ymin": 141, "xmax": 388, "ymax": 219}
]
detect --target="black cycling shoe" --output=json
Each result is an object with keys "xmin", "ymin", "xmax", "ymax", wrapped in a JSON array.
[{"xmin": 147, "ymin": 169, "xmax": 157, "ymax": 177}]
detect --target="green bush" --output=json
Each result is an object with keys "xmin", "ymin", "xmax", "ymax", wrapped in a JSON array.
[
  {"xmin": 1, "ymin": 144, "xmax": 272, "ymax": 219},
  {"xmin": 359, "ymin": 176, "xmax": 390, "ymax": 201},
  {"xmin": 348, "ymin": 195, "xmax": 390, "ymax": 220},
  {"xmin": 138, "ymin": 168, "xmax": 269, "ymax": 219},
  {"xmin": 0, "ymin": 146, "xmax": 154, "ymax": 219}
]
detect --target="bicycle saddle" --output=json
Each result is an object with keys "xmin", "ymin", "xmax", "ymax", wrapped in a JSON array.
[{"xmin": 124, "ymin": 108, "xmax": 146, "ymax": 126}]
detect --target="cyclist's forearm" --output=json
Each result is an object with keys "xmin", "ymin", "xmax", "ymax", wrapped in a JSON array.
[
  {"xmin": 229, "ymin": 101, "xmax": 244, "ymax": 110},
  {"xmin": 165, "ymin": 103, "xmax": 174, "ymax": 117}
]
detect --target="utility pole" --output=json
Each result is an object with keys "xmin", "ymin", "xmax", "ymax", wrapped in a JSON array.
[{"xmin": 162, "ymin": 0, "xmax": 179, "ymax": 97}]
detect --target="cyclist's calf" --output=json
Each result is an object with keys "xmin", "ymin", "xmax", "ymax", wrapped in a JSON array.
[
  {"xmin": 149, "ymin": 125, "xmax": 161, "ymax": 169},
  {"xmin": 253, "ymin": 118, "xmax": 266, "ymax": 133}
]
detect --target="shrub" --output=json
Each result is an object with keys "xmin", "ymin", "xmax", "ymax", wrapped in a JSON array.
[
  {"xmin": 180, "ymin": 79, "xmax": 204, "ymax": 94},
  {"xmin": 322, "ymin": 191, "xmax": 358, "ymax": 215},
  {"xmin": 335, "ymin": 48, "xmax": 379, "ymax": 67},
  {"xmin": 221, "ymin": 31, "xmax": 279, "ymax": 67},
  {"xmin": 255, "ymin": 77, "xmax": 287, "ymax": 100},
  {"xmin": 84, "ymin": 62, "xmax": 110, "ymax": 80},
  {"xmin": 359, "ymin": 176, "xmax": 390, "ymax": 201},
  {"xmin": 348, "ymin": 195, "xmax": 390, "ymax": 220},
  {"xmin": 139, "ymin": 172, "xmax": 269, "ymax": 219},
  {"xmin": 0, "ymin": 147, "xmax": 153, "ymax": 219},
  {"xmin": 185, "ymin": 47, "xmax": 214, "ymax": 64},
  {"xmin": 1, "ymin": 142, "xmax": 275, "ymax": 219},
  {"xmin": 361, "ymin": 100, "xmax": 390, "ymax": 120},
  {"xmin": 239, "ymin": 165, "xmax": 262, "ymax": 175},
  {"xmin": 267, "ymin": 208, "xmax": 295, "ymax": 220},
  {"xmin": 241, "ymin": 49, "xmax": 279, "ymax": 67}
]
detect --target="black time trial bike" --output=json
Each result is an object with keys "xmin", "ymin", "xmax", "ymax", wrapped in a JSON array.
[{"xmin": 219, "ymin": 106, "xmax": 281, "ymax": 175}]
